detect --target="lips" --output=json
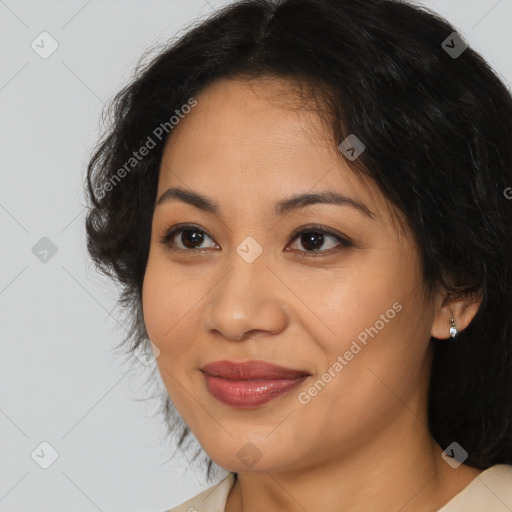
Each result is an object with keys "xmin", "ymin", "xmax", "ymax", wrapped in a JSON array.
[
  {"xmin": 201, "ymin": 360, "xmax": 310, "ymax": 380},
  {"xmin": 201, "ymin": 360, "xmax": 310, "ymax": 408}
]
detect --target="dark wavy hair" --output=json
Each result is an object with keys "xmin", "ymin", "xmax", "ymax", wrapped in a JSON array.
[{"xmin": 85, "ymin": 0, "xmax": 512, "ymax": 481}]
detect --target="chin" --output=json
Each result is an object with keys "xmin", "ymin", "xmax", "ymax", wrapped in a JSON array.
[{"xmin": 201, "ymin": 438, "xmax": 302, "ymax": 474}]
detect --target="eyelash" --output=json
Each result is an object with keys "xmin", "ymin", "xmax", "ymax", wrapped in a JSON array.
[{"xmin": 158, "ymin": 223, "xmax": 352, "ymax": 258}]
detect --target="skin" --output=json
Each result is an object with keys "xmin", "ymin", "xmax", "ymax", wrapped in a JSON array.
[{"xmin": 142, "ymin": 77, "xmax": 483, "ymax": 512}]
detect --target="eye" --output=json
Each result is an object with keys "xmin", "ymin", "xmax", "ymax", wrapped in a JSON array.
[
  {"xmin": 286, "ymin": 225, "xmax": 352, "ymax": 256},
  {"xmin": 159, "ymin": 223, "xmax": 352, "ymax": 256},
  {"xmin": 159, "ymin": 224, "xmax": 218, "ymax": 251}
]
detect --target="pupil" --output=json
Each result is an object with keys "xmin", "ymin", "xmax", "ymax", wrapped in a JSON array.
[
  {"xmin": 182, "ymin": 229, "xmax": 203, "ymax": 248},
  {"xmin": 302, "ymin": 232, "xmax": 323, "ymax": 251}
]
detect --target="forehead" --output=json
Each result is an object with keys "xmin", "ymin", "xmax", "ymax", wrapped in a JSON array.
[
  {"xmin": 158, "ymin": 77, "xmax": 401, "ymax": 228},
  {"xmin": 166, "ymin": 78, "xmax": 326, "ymax": 154}
]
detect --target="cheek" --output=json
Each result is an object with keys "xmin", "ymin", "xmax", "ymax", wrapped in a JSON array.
[
  {"xmin": 300, "ymin": 246, "xmax": 430, "ymax": 399},
  {"xmin": 142, "ymin": 254, "xmax": 189, "ymax": 352},
  {"xmin": 141, "ymin": 256, "xmax": 200, "ymax": 409},
  {"xmin": 294, "ymin": 261, "xmax": 411, "ymax": 358},
  {"xmin": 142, "ymin": 251, "xmax": 212, "ymax": 376},
  {"xmin": 141, "ymin": 255, "xmax": 168, "ymax": 342}
]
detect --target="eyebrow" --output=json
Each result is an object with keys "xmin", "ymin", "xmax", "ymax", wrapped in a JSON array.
[{"xmin": 156, "ymin": 187, "xmax": 377, "ymax": 220}]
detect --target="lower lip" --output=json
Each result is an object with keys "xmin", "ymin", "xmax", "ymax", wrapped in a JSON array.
[{"xmin": 202, "ymin": 373, "xmax": 309, "ymax": 408}]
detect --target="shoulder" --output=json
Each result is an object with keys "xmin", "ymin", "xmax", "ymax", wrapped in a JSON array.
[
  {"xmin": 437, "ymin": 464, "xmax": 512, "ymax": 512},
  {"xmin": 163, "ymin": 473, "xmax": 236, "ymax": 512}
]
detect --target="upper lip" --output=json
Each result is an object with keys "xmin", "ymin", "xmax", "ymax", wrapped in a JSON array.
[{"xmin": 201, "ymin": 360, "xmax": 310, "ymax": 380}]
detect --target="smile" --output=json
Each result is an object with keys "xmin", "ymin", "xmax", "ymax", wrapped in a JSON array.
[{"xmin": 201, "ymin": 360, "xmax": 310, "ymax": 408}]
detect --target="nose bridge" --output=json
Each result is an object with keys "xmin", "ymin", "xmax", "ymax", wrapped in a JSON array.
[
  {"xmin": 218, "ymin": 239, "xmax": 271, "ymax": 311},
  {"xmin": 204, "ymin": 239, "xmax": 287, "ymax": 340},
  {"xmin": 235, "ymin": 234, "xmax": 265, "ymax": 266}
]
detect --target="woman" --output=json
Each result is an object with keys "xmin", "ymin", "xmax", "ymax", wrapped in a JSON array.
[{"xmin": 85, "ymin": 0, "xmax": 512, "ymax": 510}]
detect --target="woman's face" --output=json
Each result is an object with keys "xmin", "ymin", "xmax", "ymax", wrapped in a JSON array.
[{"xmin": 142, "ymin": 77, "xmax": 439, "ymax": 473}]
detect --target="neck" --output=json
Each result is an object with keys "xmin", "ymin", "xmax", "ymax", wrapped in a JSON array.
[{"xmin": 224, "ymin": 413, "xmax": 482, "ymax": 512}]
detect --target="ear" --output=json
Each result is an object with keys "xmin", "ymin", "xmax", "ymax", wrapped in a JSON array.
[{"xmin": 430, "ymin": 290, "xmax": 483, "ymax": 340}]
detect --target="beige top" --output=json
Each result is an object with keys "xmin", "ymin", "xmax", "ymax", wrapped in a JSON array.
[{"xmin": 166, "ymin": 464, "xmax": 512, "ymax": 512}]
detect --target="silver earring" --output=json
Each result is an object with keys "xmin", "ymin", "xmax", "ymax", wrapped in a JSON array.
[{"xmin": 449, "ymin": 317, "xmax": 458, "ymax": 338}]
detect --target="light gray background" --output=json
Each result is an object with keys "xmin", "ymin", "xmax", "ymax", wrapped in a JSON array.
[{"xmin": 1, "ymin": 1, "xmax": 511, "ymax": 510}]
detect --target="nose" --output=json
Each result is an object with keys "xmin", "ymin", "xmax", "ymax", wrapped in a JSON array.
[{"xmin": 203, "ymin": 250, "xmax": 289, "ymax": 342}]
